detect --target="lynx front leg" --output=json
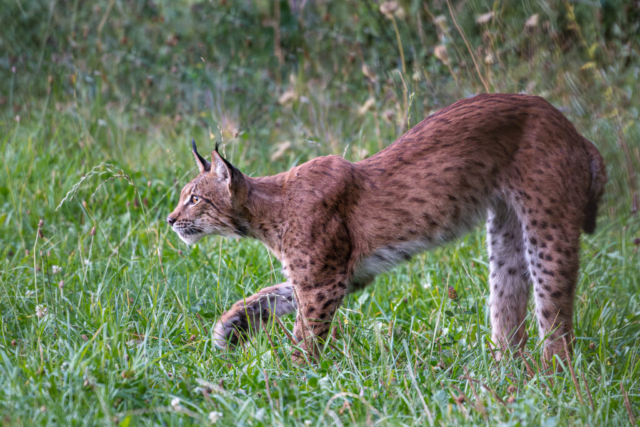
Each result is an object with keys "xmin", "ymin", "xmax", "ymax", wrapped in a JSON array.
[
  {"xmin": 291, "ymin": 281, "xmax": 347, "ymax": 363},
  {"xmin": 280, "ymin": 198, "xmax": 353, "ymax": 363},
  {"xmin": 213, "ymin": 282, "xmax": 297, "ymax": 349}
]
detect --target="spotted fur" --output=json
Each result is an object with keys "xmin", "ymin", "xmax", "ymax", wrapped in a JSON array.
[{"xmin": 168, "ymin": 94, "xmax": 607, "ymax": 363}]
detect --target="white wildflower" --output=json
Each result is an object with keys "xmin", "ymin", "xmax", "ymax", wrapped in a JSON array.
[
  {"xmin": 484, "ymin": 52, "xmax": 495, "ymax": 64},
  {"xmin": 434, "ymin": 45, "xmax": 449, "ymax": 64},
  {"xmin": 380, "ymin": 1, "xmax": 405, "ymax": 19},
  {"xmin": 434, "ymin": 15, "xmax": 447, "ymax": 25},
  {"xmin": 476, "ymin": 11, "xmax": 494, "ymax": 25},
  {"xmin": 361, "ymin": 63, "xmax": 377, "ymax": 82},
  {"xmin": 171, "ymin": 397, "xmax": 181, "ymax": 410},
  {"xmin": 525, "ymin": 14, "xmax": 539, "ymax": 29},
  {"xmin": 36, "ymin": 304, "xmax": 48, "ymax": 319},
  {"xmin": 51, "ymin": 265, "xmax": 62, "ymax": 274},
  {"xmin": 278, "ymin": 88, "xmax": 297, "ymax": 105},
  {"xmin": 208, "ymin": 411, "xmax": 223, "ymax": 423}
]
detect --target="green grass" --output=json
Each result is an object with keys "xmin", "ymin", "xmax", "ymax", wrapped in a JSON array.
[{"xmin": 1, "ymin": 0, "xmax": 639, "ymax": 425}]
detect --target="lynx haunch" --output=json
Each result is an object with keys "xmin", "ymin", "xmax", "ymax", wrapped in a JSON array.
[{"xmin": 168, "ymin": 94, "xmax": 606, "ymax": 363}]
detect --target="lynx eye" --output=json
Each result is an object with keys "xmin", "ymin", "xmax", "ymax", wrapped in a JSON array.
[{"xmin": 190, "ymin": 195, "xmax": 201, "ymax": 205}]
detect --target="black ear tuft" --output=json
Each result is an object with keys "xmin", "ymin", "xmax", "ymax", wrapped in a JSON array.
[
  {"xmin": 215, "ymin": 140, "xmax": 222, "ymax": 153},
  {"xmin": 191, "ymin": 139, "xmax": 211, "ymax": 173}
]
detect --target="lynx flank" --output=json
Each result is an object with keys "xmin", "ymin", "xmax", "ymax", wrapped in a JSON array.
[{"xmin": 168, "ymin": 94, "xmax": 606, "ymax": 363}]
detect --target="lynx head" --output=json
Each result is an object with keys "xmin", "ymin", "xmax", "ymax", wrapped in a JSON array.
[{"xmin": 168, "ymin": 140, "xmax": 248, "ymax": 245}]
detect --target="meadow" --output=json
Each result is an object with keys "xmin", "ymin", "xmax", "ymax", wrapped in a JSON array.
[{"xmin": 1, "ymin": 0, "xmax": 639, "ymax": 425}]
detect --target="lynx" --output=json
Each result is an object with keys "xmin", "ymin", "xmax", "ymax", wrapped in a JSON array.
[{"xmin": 168, "ymin": 94, "xmax": 606, "ymax": 363}]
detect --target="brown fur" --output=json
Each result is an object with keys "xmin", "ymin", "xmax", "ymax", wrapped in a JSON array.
[{"xmin": 168, "ymin": 94, "xmax": 607, "ymax": 363}]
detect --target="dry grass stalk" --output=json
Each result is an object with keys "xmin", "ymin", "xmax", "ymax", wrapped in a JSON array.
[
  {"xmin": 195, "ymin": 313, "xmax": 208, "ymax": 335},
  {"xmin": 267, "ymin": 309, "xmax": 296, "ymax": 343},
  {"xmin": 580, "ymin": 370, "xmax": 595, "ymax": 410},
  {"xmin": 620, "ymin": 382, "xmax": 637, "ymax": 425},
  {"xmin": 463, "ymin": 367, "xmax": 487, "ymax": 418},
  {"xmin": 563, "ymin": 336, "xmax": 584, "ymax": 404},
  {"xmin": 526, "ymin": 351, "xmax": 555, "ymax": 388},
  {"xmin": 232, "ymin": 329, "xmax": 244, "ymax": 346},
  {"xmin": 450, "ymin": 384, "xmax": 468, "ymax": 417},
  {"xmin": 521, "ymin": 353, "xmax": 536, "ymax": 380},
  {"xmin": 261, "ymin": 320, "xmax": 284, "ymax": 370},
  {"xmin": 445, "ymin": 0, "xmax": 489, "ymax": 93},
  {"xmin": 481, "ymin": 382, "xmax": 507, "ymax": 407},
  {"xmin": 263, "ymin": 369, "xmax": 273, "ymax": 404}
]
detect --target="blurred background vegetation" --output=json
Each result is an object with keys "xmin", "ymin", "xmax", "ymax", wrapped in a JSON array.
[
  {"xmin": 1, "ymin": 0, "xmax": 639, "ymax": 425},
  {"xmin": 2, "ymin": 0, "xmax": 639, "ymax": 222}
]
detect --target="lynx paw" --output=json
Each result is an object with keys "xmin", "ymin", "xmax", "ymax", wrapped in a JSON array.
[
  {"xmin": 212, "ymin": 283, "xmax": 298, "ymax": 349},
  {"xmin": 213, "ymin": 311, "xmax": 252, "ymax": 349}
]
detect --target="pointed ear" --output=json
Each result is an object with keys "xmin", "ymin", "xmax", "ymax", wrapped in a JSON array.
[
  {"xmin": 191, "ymin": 139, "xmax": 211, "ymax": 173},
  {"xmin": 210, "ymin": 142, "xmax": 237, "ymax": 186}
]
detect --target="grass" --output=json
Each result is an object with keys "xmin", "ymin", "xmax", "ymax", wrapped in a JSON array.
[{"xmin": 1, "ymin": 0, "xmax": 639, "ymax": 425}]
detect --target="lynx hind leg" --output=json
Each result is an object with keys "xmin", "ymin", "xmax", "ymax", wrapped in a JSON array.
[
  {"xmin": 487, "ymin": 202, "xmax": 531, "ymax": 358},
  {"xmin": 520, "ymin": 205, "xmax": 582, "ymax": 362},
  {"xmin": 213, "ymin": 282, "xmax": 297, "ymax": 349}
]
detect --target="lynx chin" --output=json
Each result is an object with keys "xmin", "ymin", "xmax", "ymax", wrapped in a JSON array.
[{"xmin": 168, "ymin": 94, "xmax": 606, "ymax": 364}]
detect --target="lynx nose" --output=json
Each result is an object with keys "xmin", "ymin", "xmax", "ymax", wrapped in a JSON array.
[{"xmin": 167, "ymin": 216, "xmax": 177, "ymax": 226}]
